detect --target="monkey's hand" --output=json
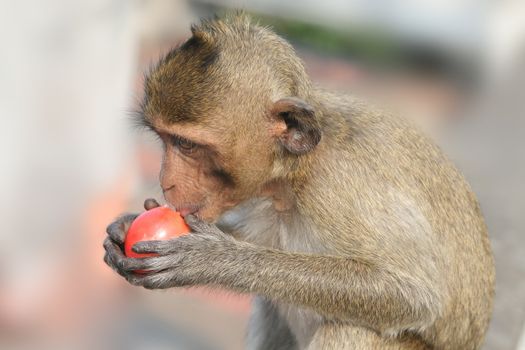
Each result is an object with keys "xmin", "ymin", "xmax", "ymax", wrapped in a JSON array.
[
  {"xmin": 103, "ymin": 214, "xmax": 240, "ymax": 289},
  {"xmin": 103, "ymin": 198, "xmax": 160, "ymax": 278}
]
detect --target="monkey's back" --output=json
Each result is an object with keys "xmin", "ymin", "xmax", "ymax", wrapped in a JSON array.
[
  {"xmin": 390, "ymin": 119, "xmax": 494, "ymax": 349},
  {"xmin": 303, "ymin": 94, "xmax": 495, "ymax": 349},
  {"xmin": 406, "ymin": 134, "xmax": 495, "ymax": 349}
]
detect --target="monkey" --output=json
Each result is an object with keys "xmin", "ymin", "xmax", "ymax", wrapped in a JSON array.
[{"xmin": 103, "ymin": 14, "xmax": 495, "ymax": 350}]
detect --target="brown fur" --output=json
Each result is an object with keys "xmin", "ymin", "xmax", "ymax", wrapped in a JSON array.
[{"xmin": 115, "ymin": 13, "xmax": 495, "ymax": 349}]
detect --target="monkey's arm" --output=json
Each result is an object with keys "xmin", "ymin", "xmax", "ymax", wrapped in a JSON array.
[{"xmin": 104, "ymin": 215, "xmax": 440, "ymax": 333}]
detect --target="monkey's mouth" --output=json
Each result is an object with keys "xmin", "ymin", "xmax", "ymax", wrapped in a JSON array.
[
  {"xmin": 179, "ymin": 207, "xmax": 200, "ymax": 217},
  {"xmin": 167, "ymin": 203, "xmax": 203, "ymax": 217}
]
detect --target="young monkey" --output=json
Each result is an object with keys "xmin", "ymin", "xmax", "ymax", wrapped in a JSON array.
[{"xmin": 103, "ymin": 14, "xmax": 495, "ymax": 350}]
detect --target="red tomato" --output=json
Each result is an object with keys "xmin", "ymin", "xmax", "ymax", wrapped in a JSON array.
[{"xmin": 124, "ymin": 206, "xmax": 190, "ymax": 259}]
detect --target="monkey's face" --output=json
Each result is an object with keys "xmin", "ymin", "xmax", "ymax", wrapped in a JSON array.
[
  {"xmin": 145, "ymin": 95, "xmax": 321, "ymax": 222},
  {"xmin": 148, "ymin": 116, "xmax": 276, "ymax": 222}
]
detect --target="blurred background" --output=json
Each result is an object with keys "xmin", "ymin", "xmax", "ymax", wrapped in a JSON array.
[{"xmin": 0, "ymin": 0, "xmax": 524, "ymax": 349}]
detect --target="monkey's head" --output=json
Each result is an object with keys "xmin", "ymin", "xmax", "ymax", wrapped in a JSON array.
[{"xmin": 138, "ymin": 14, "xmax": 322, "ymax": 221}]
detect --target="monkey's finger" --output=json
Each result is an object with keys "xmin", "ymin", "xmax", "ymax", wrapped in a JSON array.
[
  {"xmin": 106, "ymin": 213, "xmax": 138, "ymax": 245},
  {"xmin": 144, "ymin": 198, "xmax": 160, "ymax": 210},
  {"xmin": 132, "ymin": 239, "xmax": 179, "ymax": 255},
  {"xmin": 103, "ymin": 251, "xmax": 119, "ymax": 273},
  {"xmin": 106, "ymin": 221, "xmax": 125, "ymax": 244},
  {"xmin": 103, "ymin": 246, "xmax": 128, "ymax": 278},
  {"xmin": 103, "ymin": 237, "xmax": 149, "ymax": 272},
  {"xmin": 185, "ymin": 214, "xmax": 214, "ymax": 234},
  {"xmin": 185, "ymin": 215, "xmax": 226, "ymax": 239},
  {"xmin": 104, "ymin": 249, "xmax": 178, "ymax": 283},
  {"xmin": 140, "ymin": 254, "xmax": 184, "ymax": 271},
  {"xmin": 127, "ymin": 269, "xmax": 180, "ymax": 290}
]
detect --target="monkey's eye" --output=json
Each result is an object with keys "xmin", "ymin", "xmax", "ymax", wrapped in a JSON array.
[{"xmin": 172, "ymin": 135, "xmax": 197, "ymax": 154}]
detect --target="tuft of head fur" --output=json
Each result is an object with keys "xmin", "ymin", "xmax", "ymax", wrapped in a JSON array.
[{"xmin": 141, "ymin": 13, "xmax": 312, "ymax": 126}]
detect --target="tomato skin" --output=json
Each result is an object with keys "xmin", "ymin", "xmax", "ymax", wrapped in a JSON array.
[{"xmin": 124, "ymin": 206, "xmax": 190, "ymax": 259}]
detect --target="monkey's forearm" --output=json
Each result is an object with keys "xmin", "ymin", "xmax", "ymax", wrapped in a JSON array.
[
  {"xmin": 216, "ymin": 244, "xmax": 439, "ymax": 332},
  {"xmin": 110, "ymin": 216, "xmax": 440, "ymax": 332}
]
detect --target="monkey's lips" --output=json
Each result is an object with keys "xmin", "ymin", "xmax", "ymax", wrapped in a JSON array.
[{"xmin": 171, "ymin": 204, "xmax": 202, "ymax": 217}]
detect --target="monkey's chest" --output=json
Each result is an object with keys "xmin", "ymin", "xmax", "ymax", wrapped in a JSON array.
[
  {"xmin": 218, "ymin": 199, "xmax": 327, "ymax": 347},
  {"xmin": 277, "ymin": 303, "xmax": 324, "ymax": 348},
  {"xmin": 217, "ymin": 198, "xmax": 328, "ymax": 252}
]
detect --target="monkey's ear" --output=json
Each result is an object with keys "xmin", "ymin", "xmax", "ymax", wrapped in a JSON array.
[{"xmin": 271, "ymin": 97, "xmax": 322, "ymax": 155}]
